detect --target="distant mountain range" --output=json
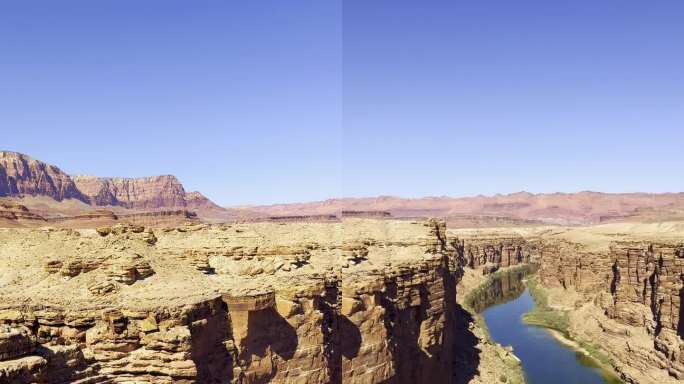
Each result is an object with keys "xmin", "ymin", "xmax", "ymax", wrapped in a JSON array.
[
  {"xmin": 245, "ymin": 192, "xmax": 684, "ymax": 226},
  {"xmin": 2, "ymin": 150, "xmax": 684, "ymax": 226}
]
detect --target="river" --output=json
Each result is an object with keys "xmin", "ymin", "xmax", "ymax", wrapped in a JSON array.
[{"xmin": 474, "ymin": 267, "xmax": 622, "ymax": 384}]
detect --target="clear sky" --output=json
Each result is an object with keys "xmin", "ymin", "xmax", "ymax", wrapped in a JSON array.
[{"xmin": 2, "ymin": 1, "xmax": 683, "ymax": 206}]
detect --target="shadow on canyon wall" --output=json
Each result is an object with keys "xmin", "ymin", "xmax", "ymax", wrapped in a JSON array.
[
  {"xmin": 380, "ymin": 282, "xmax": 433, "ymax": 383},
  {"xmin": 238, "ymin": 307, "xmax": 299, "ymax": 384},
  {"xmin": 322, "ymin": 283, "xmax": 344, "ymax": 384},
  {"xmin": 190, "ymin": 303, "xmax": 234, "ymax": 384},
  {"xmin": 35, "ymin": 344, "xmax": 90, "ymax": 383},
  {"xmin": 678, "ymin": 281, "xmax": 684, "ymax": 338},
  {"xmin": 448, "ymin": 259, "xmax": 480, "ymax": 384},
  {"xmin": 451, "ymin": 304, "xmax": 481, "ymax": 384},
  {"xmin": 240, "ymin": 307, "xmax": 298, "ymax": 361},
  {"xmin": 379, "ymin": 260, "xmax": 481, "ymax": 384},
  {"xmin": 206, "ymin": 305, "xmax": 298, "ymax": 384},
  {"xmin": 339, "ymin": 314, "xmax": 362, "ymax": 360}
]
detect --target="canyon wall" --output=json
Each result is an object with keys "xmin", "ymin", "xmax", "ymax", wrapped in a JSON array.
[
  {"xmin": 448, "ymin": 224, "xmax": 684, "ymax": 383},
  {"xmin": 0, "ymin": 219, "xmax": 475, "ymax": 384},
  {"xmin": 3, "ymin": 213, "xmax": 680, "ymax": 383},
  {"xmin": 534, "ymin": 225, "xmax": 684, "ymax": 382},
  {"xmin": 340, "ymin": 220, "xmax": 460, "ymax": 383},
  {"xmin": 449, "ymin": 228, "xmax": 541, "ymax": 274}
]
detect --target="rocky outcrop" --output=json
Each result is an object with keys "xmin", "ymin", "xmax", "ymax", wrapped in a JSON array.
[
  {"xmin": 0, "ymin": 200, "xmax": 47, "ymax": 226},
  {"xmin": 0, "ymin": 152, "xmax": 85, "ymax": 202},
  {"xmin": 0, "ymin": 219, "xmax": 477, "ymax": 384}
]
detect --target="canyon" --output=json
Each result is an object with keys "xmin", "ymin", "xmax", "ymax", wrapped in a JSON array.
[
  {"xmin": 451, "ymin": 224, "xmax": 684, "ymax": 383},
  {"xmin": 0, "ymin": 218, "xmax": 681, "ymax": 383},
  {"xmin": 1, "ymin": 151, "xmax": 683, "ymax": 383}
]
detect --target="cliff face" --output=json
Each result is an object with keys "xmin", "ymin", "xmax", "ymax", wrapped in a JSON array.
[
  {"xmin": 72, "ymin": 175, "xmax": 188, "ymax": 209},
  {"xmin": 0, "ymin": 152, "xmax": 85, "ymax": 202},
  {"xmin": 449, "ymin": 228, "xmax": 541, "ymax": 274},
  {"xmin": 0, "ymin": 152, "xmax": 229, "ymax": 222},
  {"xmin": 534, "ymin": 225, "xmax": 684, "ymax": 382},
  {"xmin": 0, "ymin": 219, "xmax": 473, "ymax": 384},
  {"xmin": 340, "ymin": 220, "xmax": 461, "ymax": 383}
]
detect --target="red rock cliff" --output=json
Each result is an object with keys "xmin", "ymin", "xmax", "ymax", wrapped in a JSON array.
[
  {"xmin": 0, "ymin": 152, "xmax": 227, "ymax": 218},
  {"xmin": 0, "ymin": 152, "xmax": 85, "ymax": 202},
  {"xmin": 72, "ymin": 175, "xmax": 188, "ymax": 209}
]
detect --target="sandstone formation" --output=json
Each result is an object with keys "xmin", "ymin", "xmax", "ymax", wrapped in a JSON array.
[
  {"xmin": 185, "ymin": 191, "xmax": 225, "ymax": 213},
  {"xmin": 0, "ymin": 200, "xmax": 46, "ymax": 227},
  {"xmin": 0, "ymin": 152, "xmax": 85, "ymax": 202},
  {"xmin": 0, "ymin": 219, "xmax": 481, "ymax": 384},
  {"xmin": 0, "ymin": 151, "xmax": 234, "ymax": 223},
  {"xmin": 72, "ymin": 175, "xmax": 188, "ymax": 209}
]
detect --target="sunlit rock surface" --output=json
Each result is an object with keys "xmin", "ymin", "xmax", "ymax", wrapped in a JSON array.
[{"xmin": 0, "ymin": 219, "xmax": 472, "ymax": 383}]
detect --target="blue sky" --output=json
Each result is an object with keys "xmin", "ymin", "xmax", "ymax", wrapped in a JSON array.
[{"xmin": 2, "ymin": 1, "xmax": 683, "ymax": 205}]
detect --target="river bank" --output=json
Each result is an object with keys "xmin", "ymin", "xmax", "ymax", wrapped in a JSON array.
[
  {"xmin": 457, "ymin": 265, "xmax": 528, "ymax": 384},
  {"xmin": 522, "ymin": 276, "xmax": 623, "ymax": 383},
  {"xmin": 459, "ymin": 264, "xmax": 626, "ymax": 383}
]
